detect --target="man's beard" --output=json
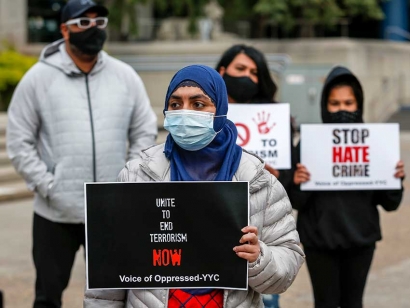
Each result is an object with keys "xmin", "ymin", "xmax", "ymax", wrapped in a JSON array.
[{"xmin": 69, "ymin": 44, "xmax": 99, "ymax": 62}]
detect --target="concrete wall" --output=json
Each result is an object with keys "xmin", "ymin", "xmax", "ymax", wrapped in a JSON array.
[
  {"xmin": 22, "ymin": 38, "xmax": 410, "ymax": 124},
  {"xmin": 0, "ymin": 0, "xmax": 26, "ymax": 49},
  {"xmin": 250, "ymin": 39, "xmax": 410, "ymax": 122}
]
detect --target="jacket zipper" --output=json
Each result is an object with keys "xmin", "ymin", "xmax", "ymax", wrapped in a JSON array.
[
  {"xmin": 164, "ymin": 289, "xmax": 169, "ymax": 307},
  {"xmin": 140, "ymin": 164, "xmax": 163, "ymax": 182},
  {"xmin": 85, "ymin": 74, "xmax": 97, "ymax": 182}
]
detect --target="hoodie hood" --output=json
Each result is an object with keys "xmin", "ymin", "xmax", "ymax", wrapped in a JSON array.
[
  {"xmin": 320, "ymin": 66, "xmax": 364, "ymax": 123},
  {"xmin": 39, "ymin": 39, "xmax": 106, "ymax": 76}
]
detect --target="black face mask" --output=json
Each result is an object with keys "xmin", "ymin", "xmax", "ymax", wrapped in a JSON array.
[
  {"xmin": 323, "ymin": 110, "xmax": 363, "ymax": 123},
  {"xmin": 223, "ymin": 73, "xmax": 259, "ymax": 103},
  {"xmin": 69, "ymin": 27, "xmax": 107, "ymax": 56}
]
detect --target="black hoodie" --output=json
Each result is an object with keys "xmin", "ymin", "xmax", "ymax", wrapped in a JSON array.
[
  {"xmin": 290, "ymin": 66, "xmax": 403, "ymax": 250},
  {"xmin": 320, "ymin": 66, "xmax": 364, "ymax": 123}
]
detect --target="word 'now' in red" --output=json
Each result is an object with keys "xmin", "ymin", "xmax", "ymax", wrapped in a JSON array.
[{"xmin": 153, "ymin": 249, "xmax": 182, "ymax": 266}]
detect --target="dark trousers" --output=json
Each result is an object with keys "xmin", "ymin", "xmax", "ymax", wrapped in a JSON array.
[
  {"xmin": 304, "ymin": 245, "xmax": 375, "ymax": 308},
  {"xmin": 33, "ymin": 213, "xmax": 85, "ymax": 308}
]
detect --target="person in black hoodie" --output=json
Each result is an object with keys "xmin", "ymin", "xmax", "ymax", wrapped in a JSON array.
[{"xmin": 290, "ymin": 66, "xmax": 405, "ymax": 308}]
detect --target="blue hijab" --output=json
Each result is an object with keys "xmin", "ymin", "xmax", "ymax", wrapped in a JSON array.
[{"xmin": 163, "ymin": 65, "xmax": 242, "ymax": 182}]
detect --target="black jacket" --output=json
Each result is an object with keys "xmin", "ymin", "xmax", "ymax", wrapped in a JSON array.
[{"xmin": 290, "ymin": 67, "xmax": 403, "ymax": 250}]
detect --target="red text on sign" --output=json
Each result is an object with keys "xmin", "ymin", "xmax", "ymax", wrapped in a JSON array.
[
  {"xmin": 332, "ymin": 146, "xmax": 370, "ymax": 163},
  {"xmin": 153, "ymin": 249, "xmax": 182, "ymax": 266}
]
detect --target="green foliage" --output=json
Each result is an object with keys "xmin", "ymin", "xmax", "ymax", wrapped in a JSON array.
[
  {"xmin": 104, "ymin": 0, "xmax": 387, "ymax": 39},
  {"xmin": 153, "ymin": 0, "xmax": 209, "ymax": 36},
  {"xmin": 218, "ymin": 0, "xmax": 256, "ymax": 20},
  {"xmin": 254, "ymin": 0, "xmax": 296, "ymax": 31},
  {"xmin": 0, "ymin": 48, "xmax": 36, "ymax": 110},
  {"xmin": 106, "ymin": 0, "xmax": 209, "ymax": 38},
  {"xmin": 254, "ymin": 0, "xmax": 386, "ymax": 32},
  {"xmin": 343, "ymin": 0, "xmax": 386, "ymax": 19},
  {"xmin": 105, "ymin": 0, "xmax": 147, "ymax": 39}
]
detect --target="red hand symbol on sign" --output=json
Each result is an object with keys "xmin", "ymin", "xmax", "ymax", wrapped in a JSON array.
[
  {"xmin": 253, "ymin": 111, "xmax": 275, "ymax": 134},
  {"xmin": 235, "ymin": 123, "xmax": 250, "ymax": 147}
]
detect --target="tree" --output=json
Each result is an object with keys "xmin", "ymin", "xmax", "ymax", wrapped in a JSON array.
[
  {"xmin": 254, "ymin": 0, "xmax": 387, "ymax": 37},
  {"xmin": 105, "ymin": 0, "xmax": 208, "ymax": 40},
  {"xmin": 154, "ymin": 0, "xmax": 209, "ymax": 36},
  {"xmin": 104, "ymin": 0, "xmax": 388, "ymax": 40},
  {"xmin": 104, "ymin": 0, "xmax": 146, "ymax": 41}
]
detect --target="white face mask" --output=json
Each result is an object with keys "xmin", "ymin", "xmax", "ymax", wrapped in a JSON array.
[{"xmin": 164, "ymin": 110, "xmax": 222, "ymax": 151}]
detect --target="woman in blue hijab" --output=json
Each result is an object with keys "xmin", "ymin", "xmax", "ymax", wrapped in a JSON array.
[
  {"xmin": 84, "ymin": 65, "xmax": 304, "ymax": 308},
  {"xmin": 163, "ymin": 64, "xmax": 242, "ymax": 182}
]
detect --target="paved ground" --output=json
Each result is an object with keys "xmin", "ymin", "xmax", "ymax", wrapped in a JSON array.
[{"xmin": 0, "ymin": 133, "xmax": 409, "ymax": 308}]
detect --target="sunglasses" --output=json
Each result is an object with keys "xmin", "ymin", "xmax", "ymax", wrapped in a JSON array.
[{"xmin": 65, "ymin": 17, "xmax": 108, "ymax": 29}]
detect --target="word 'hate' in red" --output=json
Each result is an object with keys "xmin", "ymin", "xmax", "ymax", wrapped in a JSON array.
[{"xmin": 333, "ymin": 146, "xmax": 369, "ymax": 163}]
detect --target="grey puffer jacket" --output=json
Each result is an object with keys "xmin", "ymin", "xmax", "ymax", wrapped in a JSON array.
[
  {"xmin": 84, "ymin": 144, "xmax": 304, "ymax": 308},
  {"xmin": 6, "ymin": 39, "xmax": 157, "ymax": 223}
]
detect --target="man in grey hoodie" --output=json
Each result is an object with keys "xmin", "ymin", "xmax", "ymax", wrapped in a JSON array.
[{"xmin": 6, "ymin": 0, "xmax": 157, "ymax": 307}]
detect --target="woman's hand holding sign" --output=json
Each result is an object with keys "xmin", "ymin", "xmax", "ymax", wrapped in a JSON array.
[
  {"xmin": 294, "ymin": 163, "xmax": 311, "ymax": 185},
  {"xmin": 233, "ymin": 226, "xmax": 261, "ymax": 263},
  {"xmin": 394, "ymin": 160, "xmax": 405, "ymax": 179},
  {"xmin": 293, "ymin": 161, "xmax": 404, "ymax": 185}
]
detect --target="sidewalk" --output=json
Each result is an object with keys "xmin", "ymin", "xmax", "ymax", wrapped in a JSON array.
[
  {"xmin": 1, "ymin": 110, "xmax": 409, "ymax": 307},
  {"xmin": 281, "ymin": 131, "xmax": 410, "ymax": 307},
  {"xmin": 0, "ymin": 131, "xmax": 409, "ymax": 307}
]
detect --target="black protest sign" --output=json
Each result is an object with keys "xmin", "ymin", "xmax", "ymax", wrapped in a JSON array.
[{"xmin": 85, "ymin": 182, "xmax": 249, "ymax": 290}]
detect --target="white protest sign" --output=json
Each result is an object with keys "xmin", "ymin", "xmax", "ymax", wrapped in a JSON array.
[
  {"xmin": 228, "ymin": 103, "xmax": 291, "ymax": 169},
  {"xmin": 300, "ymin": 123, "xmax": 401, "ymax": 191}
]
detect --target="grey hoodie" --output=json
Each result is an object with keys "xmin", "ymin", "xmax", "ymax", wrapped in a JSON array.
[{"xmin": 7, "ymin": 39, "xmax": 157, "ymax": 223}]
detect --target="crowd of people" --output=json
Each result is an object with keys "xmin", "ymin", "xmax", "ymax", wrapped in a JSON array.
[{"xmin": 5, "ymin": 0, "xmax": 406, "ymax": 307}]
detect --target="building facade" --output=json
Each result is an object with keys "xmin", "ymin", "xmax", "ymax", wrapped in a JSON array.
[
  {"xmin": 2, "ymin": 0, "xmax": 410, "ymax": 46},
  {"xmin": 0, "ymin": 0, "xmax": 27, "ymax": 48}
]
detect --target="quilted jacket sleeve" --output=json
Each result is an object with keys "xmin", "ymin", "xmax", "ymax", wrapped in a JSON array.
[
  {"xmin": 84, "ymin": 160, "xmax": 149, "ymax": 307},
  {"xmin": 126, "ymin": 71, "xmax": 157, "ymax": 161},
  {"xmin": 84, "ymin": 289, "xmax": 126, "ymax": 307},
  {"xmin": 6, "ymin": 65, "xmax": 54, "ymax": 198},
  {"xmin": 248, "ymin": 170, "xmax": 305, "ymax": 294},
  {"xmin": 117, "ymin": 162, "xmax": 133, "ymax": 182}
]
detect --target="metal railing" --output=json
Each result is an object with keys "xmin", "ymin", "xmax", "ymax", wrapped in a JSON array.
[
  {"xmin": 384, "ymin": 26, "xmax": 410, "ymax": 41},
  {"xmin": 265, "ymin": 18, "xmax": 351, "ymax": 38},
  {"xmin": 115, "ymin": 54, "xmax": 292, "ymax": 74}
]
